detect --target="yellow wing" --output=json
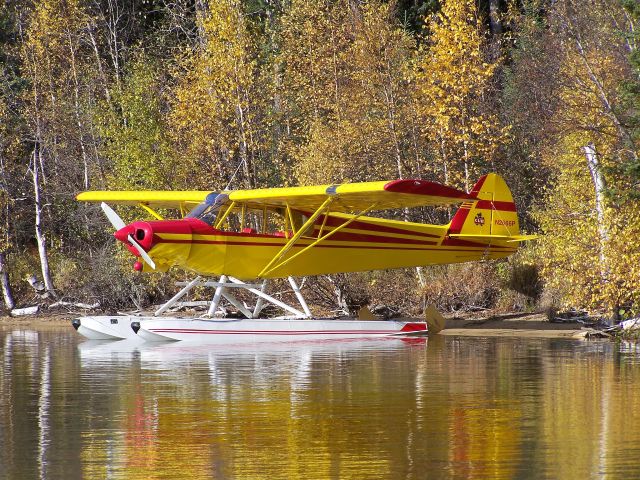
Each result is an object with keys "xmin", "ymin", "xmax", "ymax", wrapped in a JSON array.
[
  {"xmin": 76, "ymin": 179, "xmax": 474, "ymax": 213},
  {"xmin": 76, "ymin": 191, "xmax": 213, "ymax": 210},
  {"xmin": 228, "ymin": 179, "xmax": 474, "ymax": 212}
]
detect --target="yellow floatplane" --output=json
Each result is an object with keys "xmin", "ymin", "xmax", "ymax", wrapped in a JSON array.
[{"xmin": 72, "ymin": 173, "xmax": 533, "ymax": 342}]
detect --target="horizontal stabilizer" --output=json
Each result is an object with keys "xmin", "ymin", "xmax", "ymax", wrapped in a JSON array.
[{"xmin": 448, "ymin": 234, "xmax": 537, "ymax": 243}]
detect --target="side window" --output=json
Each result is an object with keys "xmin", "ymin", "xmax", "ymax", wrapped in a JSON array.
[{"xmin": 185, "ymin": 193, "xmax": 228, "ymax": 227}]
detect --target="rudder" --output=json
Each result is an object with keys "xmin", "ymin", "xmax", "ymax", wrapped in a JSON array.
[{"xmin": 448, "ymin": 174, "xmax": 520, "ymax": 237}]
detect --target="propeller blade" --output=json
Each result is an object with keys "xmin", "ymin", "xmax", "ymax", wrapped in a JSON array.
[
  {"xmin": 101, "ymin": 202, "xmax": 126, "ymax": 231},
  {"xmin": 127, "ymin": 234, "xmax": 156, "ymax": 270},
  {"xmin": 127, "ymin": 235, "xmax": 156, "ymax": 270},
  {"xmin": 101, "ymin": 202, "xmax": 156, "ymax": 270}
]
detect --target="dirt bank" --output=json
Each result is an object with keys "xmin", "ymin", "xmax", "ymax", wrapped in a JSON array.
[
  {"xmin": 439, "ymin": 312, "xmax": 584, "ymax": 338},
  {"xmin": 0, "ymin": 313, "xmax": 74, "ymax": 329}
]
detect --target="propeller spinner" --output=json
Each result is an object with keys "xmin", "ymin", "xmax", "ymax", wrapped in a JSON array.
[{"xmin": 100, "ymin": 202, "xmax": 156, "ymax": 270}]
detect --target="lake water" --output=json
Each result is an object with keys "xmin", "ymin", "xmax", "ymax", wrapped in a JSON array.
[{"xmin": 1, "ymin": 326, "xmax": 640, "ymax": 479}]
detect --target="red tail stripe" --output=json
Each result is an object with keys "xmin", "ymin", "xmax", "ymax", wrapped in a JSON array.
[
  {"xmin": 448, "ymin": 206, "xmax": 471, "ymax": 235},
  {"xmin": 470, "ymin": 175, "xmax": 488, "ymax": 196},
  {"xmin": 475, "ymin": 200, "xmax": 516, "ymax": 212}
]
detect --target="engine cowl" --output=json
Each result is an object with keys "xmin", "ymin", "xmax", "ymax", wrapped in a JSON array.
[{"xmin": 114, "ymin": 219, "xmax": 197, "ymax": 268}]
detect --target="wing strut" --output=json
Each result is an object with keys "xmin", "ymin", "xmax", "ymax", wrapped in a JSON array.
[
  {"xmin": 258, "ymin": 197, "xmax": 334, "ymax": 277},
  {"xmin": 259, "ymin": 202, "xmax": 378, "ymax": 278},
  {"xmin": 138, "ymin": 203, "xmax": 163, "ymax": 220}
]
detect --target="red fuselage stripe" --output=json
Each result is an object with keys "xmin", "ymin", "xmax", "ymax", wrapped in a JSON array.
[
  {"xmin": 313, "ymin": 215, "xmax": 441, "ymax": 239},
  {"xmin": 156, "ymin": 237, "xmax": 514, "ymax": 252}
]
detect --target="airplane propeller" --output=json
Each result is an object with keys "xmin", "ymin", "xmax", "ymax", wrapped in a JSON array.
[
  {"xmin": 101, "ymin": 201, "xmax": 126, "ymax": 230},
  {"xmin": 100, "ymin": 202, "xmax": 156, "ymax": 270}
]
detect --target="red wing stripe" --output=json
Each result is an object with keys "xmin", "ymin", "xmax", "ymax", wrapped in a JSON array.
[{"xmin": 383, "ymin": 179, "xmax": 474, "ymax": 199}]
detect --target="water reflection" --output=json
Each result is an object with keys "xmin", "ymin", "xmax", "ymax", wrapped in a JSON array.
[{"xmin": 2, "ymin": 327, "xmax": 640, "ymax": 479}]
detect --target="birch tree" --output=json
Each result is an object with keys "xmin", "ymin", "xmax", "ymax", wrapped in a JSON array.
[
  {"xmin": 20, "ymin": 0, "xmax": 98, "ymax": 297},
  {"xmin": 414, "ymin": 0, "xmax": 508, "ymax": 191},
  {"xmin": 169, "ymin": 0, "xmax": 267, "ymax": 190},
  {"xmin": 534, "ymin": 0, "xmax": 640, "ymax": 316}
]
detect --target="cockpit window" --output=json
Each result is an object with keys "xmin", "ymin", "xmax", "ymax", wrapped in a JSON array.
[{"xmin": 186, "ymin": 193, "xmax": 228, "ymax": 226}]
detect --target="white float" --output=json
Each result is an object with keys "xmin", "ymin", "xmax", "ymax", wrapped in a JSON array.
[{"xmin": 73, "ymin": 275, "xmax": 427, "ymax": 342}]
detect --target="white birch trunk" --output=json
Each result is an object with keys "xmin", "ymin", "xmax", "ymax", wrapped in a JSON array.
[
  {"xmin": 0, "ymin": 252, "xmax": 14, "ymax": 310},
  {"xmin": 32, "ymin": 148, "xmax": 56, "ymax": 297},
  {"xmin": 583, "ymin": 143, "xmax": 609, "ymax": 281}
]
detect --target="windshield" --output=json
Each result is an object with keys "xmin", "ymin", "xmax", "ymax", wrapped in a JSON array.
[{"xmin": 186, "ymin": 193, "xmax": 228, "ymax": 226}]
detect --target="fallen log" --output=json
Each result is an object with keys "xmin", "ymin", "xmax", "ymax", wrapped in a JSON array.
[
  {"xmin": 48, "ymin": 301, "xmax": 99, "ymax": 310},
  {"xmin": 10, "ymin": 305, "xmax": 39, "ymax": 316}
]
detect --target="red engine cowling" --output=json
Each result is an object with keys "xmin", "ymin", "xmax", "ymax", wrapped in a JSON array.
[{"xmin": 113, "ymin": 218, "xmax": 212, "ymax": 270}]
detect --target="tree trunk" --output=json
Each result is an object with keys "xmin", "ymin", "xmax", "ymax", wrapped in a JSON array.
[
  {"xmin": 87, "ymin": 24, "xmax": 111, "ymax": 106},
  {"xmin": 489, "ymin": 0, "xmax": 502, "ymax": 36},
  {"xmin": 31, "ymin": 148, "xmax": 56, "ymax": 297},
  {"xmin": 195, "ymin": 0, "xmax": 209, "ymax": 49},
  {"xmin": 583, "ymin": 143, "xmax": 608, "ymax": 270},
  {"xmin": 573, "ymin": 34, "xmax": 638, "ymax": 159},
  {"xmin": 235, "ymin": 91, "xmax": 254, "ymax": 189},
  {"xmin": 67, "ymin": 31, "xmax": 90, "ymax": 190},
  {"xmin": 105, "ymin": 0, "xmax": 122, "ymax": 91},
  {"xmin": 0, "ymin": 252, "xmax": 14, "ymax": 311}
]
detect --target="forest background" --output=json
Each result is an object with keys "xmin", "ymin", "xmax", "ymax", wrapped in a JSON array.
[{"xmin": 1, "ymin": 0, "xmax": 639, "ymax": 321}]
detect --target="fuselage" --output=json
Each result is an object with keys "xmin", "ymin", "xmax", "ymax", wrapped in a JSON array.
[{"xmin": 115, "ymin": 211, "xmax": 517, "ymax": 279}]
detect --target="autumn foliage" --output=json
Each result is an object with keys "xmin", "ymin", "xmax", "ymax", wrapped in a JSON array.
[{"xmin": 0, "ymin": 0, "xmax": 638, "ymax": 320}]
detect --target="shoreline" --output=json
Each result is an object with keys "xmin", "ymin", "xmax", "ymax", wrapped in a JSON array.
[
  {"xmin": 0, "ymin": 311, "xmax": 592, "ymax": 338},
  {"xmin": 440, "ymin": 312, "xmax": 585, "ymax": 338}
]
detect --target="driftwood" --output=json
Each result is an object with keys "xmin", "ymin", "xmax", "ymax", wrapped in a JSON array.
[
  {"xmin": 621, "ymin": 318, "xmax": 640, "ymax": 330},
  {"xmin": 573, "ymin": 329, "xmax": 611, "ymax": 339},
  {"xmin": 10, "ymin": 305, "xmax": 39, "ymax": 316},
  {"xmin": 48, "ymin": 301, "xmax": 99, "ymax": 310}
]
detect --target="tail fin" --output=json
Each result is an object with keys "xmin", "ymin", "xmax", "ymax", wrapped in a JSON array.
[{"xmin": 448, "ymin": 174, "xmax": 533, "ymax": 242}]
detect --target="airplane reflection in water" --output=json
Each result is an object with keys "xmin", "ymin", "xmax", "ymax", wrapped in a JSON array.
[
  {"xmin": 76, "ymin": 336, "xmax": 432, "ymax": 479},
  {"xmin": 72, "ymin": 336, "xmax": 640, "ymax": 480},
  {"xmin": 76, "ymin": 336, "xmax": 426, "ymax": 367}
]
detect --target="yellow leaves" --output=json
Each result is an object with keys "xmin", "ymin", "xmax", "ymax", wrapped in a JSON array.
[
  {"xmin": 281, "ymin": 0, "xmax": 420, "ymax": 184},
  {"xmin": 167, "ymin": 0, "xmax": 261, "ymax": 189},
  {"xmin": 536, "ymin": 129, "xmax": 640, "ymax": 314},
  {"xmin": 412, "ymin": 0, "xmax": 507, "ymax": 188}
]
